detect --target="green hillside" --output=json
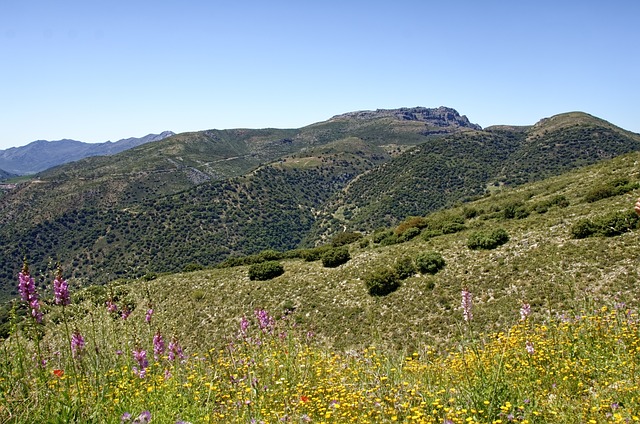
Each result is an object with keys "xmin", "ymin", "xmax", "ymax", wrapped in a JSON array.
[
  {"xmin": 3, "ymin": 150, "xmax": 640, "ymax": 350},
  {"xmin": 311, "ymin": 112, "xmax": 640, "ymax": 239},
  {"xmin": 1, "ymin": 109, "xmax": 640, "ymax": 302}
]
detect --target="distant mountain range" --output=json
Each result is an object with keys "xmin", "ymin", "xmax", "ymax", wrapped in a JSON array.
[
  {"xmin": 1, "ymin": 106, "xmax": 639, "ymax": 300},
  {"xmin": 0, "ymin": 131, "xmax": 175, "ymax": 176}
]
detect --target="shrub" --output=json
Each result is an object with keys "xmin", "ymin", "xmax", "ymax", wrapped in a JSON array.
[
  {"xmin": 421, "ymin": 229, "xmax": 443, "ymax": 241},
  {"xmin": 441, "ymin": 222, "xmax": 466, "ymax": 234},
  {"xmin": 364, "ymin": 267, "xmax": 401, "ymax": 296},
  {"xmin": 502, "ymin": 201, "xmax": 529, "ymax": 220},
  {"xmin": 595, "ymin": 210, "xmax": 639, "ymax": 236},
  {"xmin": 257, "ymin": 249, "xmax": 283, "ymax": 261},
  {"xmin": 570, "ymin": 218, "xmax": 597, "ymax": 239},
  {"xmin": 372, "ymin": 230, "xmax": 395, "ymax": 244},
  {"xmin": 584, "ymin": 178, "xmax": 639, "ymax": 203},
  {"xmin": 183, "ymin": 262, "xmax": 204, "ymax": 272},
  {"xmin": 330, "ymin": 232, "xmax": 363, "ymax": 247},
  {"xmin": 398, "ymin": 227, "xmax": 421, "ymax": 242},
  {"xmin": 415, "ymin": 251, "xmax": 446, "ymax": 274},
  {"xmin": 394, "ymin": 257, "xmax": 416, "ymax": 280},
  {"xmin": 298, "ymin": 245, "xmax": 332, "ymax": 262},
  {"xmin": 395, "ymin": 216, "xmax": 428, "ymax": 235},
  {"xmin": 571, "ymin": 210, "xmax": 639, "ymax": 239},
  {"xmin": 248, "ymin": 261, "xmax": 284, "ymax": 281},
  {"xmin": 321, "ymin": 247, "xmax": 351, "ymax": 268},
  {"xmin": 467, "ymin": 228, "xmax": 510, "ymax": 250}
]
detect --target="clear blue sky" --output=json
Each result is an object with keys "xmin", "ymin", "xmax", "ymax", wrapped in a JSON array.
[{"xmin": 1, "ymin": 0, "xmax": 638, "ymax": 149}]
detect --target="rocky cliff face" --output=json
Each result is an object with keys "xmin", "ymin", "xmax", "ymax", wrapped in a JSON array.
[{"xmin": 330, "ymin": 106, "xmax": 482, "ymax": 130}]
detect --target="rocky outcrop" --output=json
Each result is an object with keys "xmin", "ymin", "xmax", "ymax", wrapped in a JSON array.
[{"xmin": 331, "ymin": 106, "xmax": 482, "ymax": 130}]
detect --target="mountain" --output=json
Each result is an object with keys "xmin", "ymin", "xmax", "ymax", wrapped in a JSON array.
[
  {"xmin": 0, "ymin": 168, "xmax": 16, "ymax": 181},
  {"xmin": 0, "ymin": 131, "xmax": 175, "ymax": 175},
  {"xmin": 307, "ymin": 111, "xmax": 640, "ymax": 240},
  {"xmin": 0, "ymin": 108, "xmax": 639, "ymax": 300}
]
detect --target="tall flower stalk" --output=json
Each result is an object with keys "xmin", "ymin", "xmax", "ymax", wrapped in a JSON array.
[{"xmin": 18, "ymin": 261, "xmax": 42, "ymax": 324}]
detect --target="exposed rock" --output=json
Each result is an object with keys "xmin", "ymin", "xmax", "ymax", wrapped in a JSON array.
[{"xmin": 330, "ymin": 106, "xmax": 482, "ymax": 130}]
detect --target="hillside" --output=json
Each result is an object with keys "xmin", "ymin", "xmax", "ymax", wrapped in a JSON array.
[
  {"xmin": 0, "ymin": 107, "xmax": 470, "ymax": 228},
  {"xmin": 0, "ymin": 168, "xmax": 16, "ymax": 181},
  {"xmin": 309, "ymin": 112, "xmax": 640, "ymax": 239},
  {"xmin": 0, "ymin": 131, "xmax": 175, "ymax": 175},
  {"xmin": 3, "ymin": 150, "xmax": 639, "ymax": 352},
  {"xmin": 1, "ymin": 109, "xmax": 640, "ymax": 301}
]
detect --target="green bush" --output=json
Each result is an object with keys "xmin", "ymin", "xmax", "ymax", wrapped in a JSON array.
[
  {"xmin": 248, "ymin": 261, "xmax": 284, "ymax": 281},
  {"xmin": 441, "ymin": 222, "xmax": 466, "ymax": 234},
  {"xmin": 330, "ymin": 232, "xmax": 363, "ymax": 247},
  {"xmin": 584, "ymin": 178, "xmax": 639, "ymax": 203},
  {"xmin": 321, "ymin": 247, "xmax": 351, "ymax": 268},
  {"xmin": 398, "ymin": 227, "xmax": 421, "ymax": 242},
  {"xmin": 572, "ymin": 210, "xmax": 639, "ymax": 239},
  {"xmin": 372, "ymin": 230, "xmax": 395, "ymax": 244},
  {"xmin": 502, "ymin": 201, "xmax": 529, "ymax": 220},
  {"xmin": 415, "ymin": 251, "xmax": 446, "ymax": 274},
  {"xmin": 570, "ymin": 218, "xmax": 597, "ymax": 239},
  {"xmin": 183, "ymin": 262, "xmax": 204, "ymax": 272},
  {"xmin": 467, "ymin": 228, "xmax": 510, "ymax": 250},
  {"xmin": 257, "ymin": 249, "xmax": 283, "ymax": 261},
  {"xmin": 298, "ymin": 245, "xmax": 332, "ymax": 262},
  {"xmin": 394, "ymin": 257, "xmax": 416, "ymax": 280},
  {"xmin": 364, "ymin": 267, "xmax": 401, "ymax": 296},
  {"xmin": 595, "ymin": 210, "xmax": 639, "ymax": 236}
]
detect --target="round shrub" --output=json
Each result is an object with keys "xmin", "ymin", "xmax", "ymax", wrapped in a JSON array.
[
  {"xmin": 364, "ymin": 267, "xmax": 401, "ymax": 296},
  {"xmin": 570, "ymin": 218, "xmax": 596, "ymax": 239},
  {"xmin": 321, "ymin": 247, "xmax": 351, "ymax": 268},
  {"xmin": 248, "ymin": 261, "xmax": 284, "ymax": 281},
  {"xmin": 394, "ymin": 257, "xmax": 416, "ymax": 279},
  {"xmin": 467, "ymin": 228, "xmax": 510, "ymax": 250},
  {"xmin": 398, "ymin": 226, "xmax": 421, "ymax": 242},
  {"xmin": 415, "ymin": 251, "xmax": 446, "ymax": 274}
]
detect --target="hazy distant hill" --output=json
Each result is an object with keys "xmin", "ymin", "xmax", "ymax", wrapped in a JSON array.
[
  {"xmin": 0, "ymin": 168, "xmax": 16, "ymax": 181},
  {"xmin": 0, "ymin": 131, "xmax": 175, "ymax": 175},
  {"xmin": 1, "ymin": 108, "xmax": 639, "ymax": 300}
]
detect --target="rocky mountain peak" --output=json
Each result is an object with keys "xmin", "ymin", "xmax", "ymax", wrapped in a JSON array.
[{"xmin": 330, "ymin": 106, "xmax": 482, "ymax": 130}]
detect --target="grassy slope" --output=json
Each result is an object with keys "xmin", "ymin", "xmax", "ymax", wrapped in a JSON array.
[{"xmin": 45, "ymin": 151, "xmax": 640, "ymax": 354}]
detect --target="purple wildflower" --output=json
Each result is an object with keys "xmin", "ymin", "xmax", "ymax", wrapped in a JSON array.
[
  {"xmin": 106, "ymin": 299, "xmax": 118, "ymax": 313},
  {"xmin": 53, "ymin": 268, "xmax": 70, "ymax": 306},
  {"xmin": 254, "ymin": 308, "xmax": 275, "ymax": 333},
  {"xmin": 145, "ymin": 308, "xmax": 153, "ymax": 324},
  {"xmin": 153, "ymin": 331, "xmax": 165, "ymax": 360},
  {"xmin": 121, "ymin": 306, "xmax": 131, "ymax": 320},
  {"xmin": 132, "ymin": 347, "xmax": 148, "ymax": 378},
  {"xmin": 121, "ymin": 412, "xmax": 132, "ymax": 422},
  {"xmin": 71, "ymin": 330, "xmax": 85, "ymax": 358},
  {"xmin": 168, "ymin": 337, "xmax": 185, "ymax": 362},
  {"xmin": 461, "ymin": 288, "xmax": 473, "ymax": 322},
  {"xmin": 133, "ymin": 411, "xmax": 151, "ymax": 424},
  {"xmin": 520, "ymin": 302, "xmax": 531, "ymax": 321},
  {"xmin": 239, "ymin": 316, "xmax": 250, "ymax": 338},
  {"xmin": 18, "ymin": 263, "xmax": 42, "ymax": 323}
]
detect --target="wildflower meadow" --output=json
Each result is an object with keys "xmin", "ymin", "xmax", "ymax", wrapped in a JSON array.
[{"xmin": 1, "ymin": 261, "xmax": 640, "ymax": 423}]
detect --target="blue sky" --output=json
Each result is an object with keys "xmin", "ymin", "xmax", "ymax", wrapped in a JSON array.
[{"xmin": 1, "ymin": 0, "xmax": 638, "ymax": 149}]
